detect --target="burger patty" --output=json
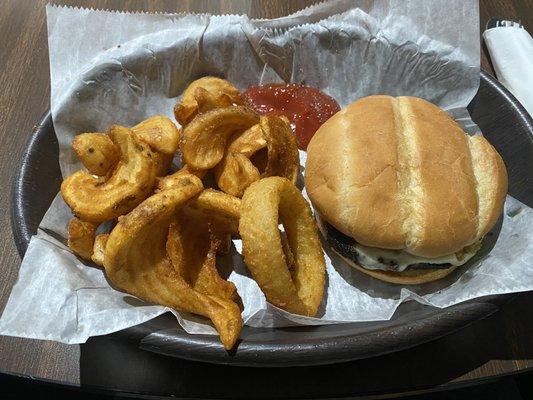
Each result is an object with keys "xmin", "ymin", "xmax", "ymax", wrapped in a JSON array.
[{"xmin": 322, "ymin": 222, "xmax": 453, "ymax": 272}]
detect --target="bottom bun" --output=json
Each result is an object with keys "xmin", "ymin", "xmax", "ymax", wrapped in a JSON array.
[{"xmin": 335, "ymin": 251, "xmax": 458, "ymax": 285}]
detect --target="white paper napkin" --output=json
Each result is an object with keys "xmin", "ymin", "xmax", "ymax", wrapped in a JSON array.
[{"xmin": 484, "ymin": 24, "xmax": 533, "ymax": 117}]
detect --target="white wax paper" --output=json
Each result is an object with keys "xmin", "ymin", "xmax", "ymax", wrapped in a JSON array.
[{"xmin": 1, "ymin": 0, "xmax": 532, "ymax": 344}]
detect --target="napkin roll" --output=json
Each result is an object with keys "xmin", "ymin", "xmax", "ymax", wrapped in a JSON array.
[{"xmin": 484, "ymin": 23, "xmax": 533, "ymax": 118}]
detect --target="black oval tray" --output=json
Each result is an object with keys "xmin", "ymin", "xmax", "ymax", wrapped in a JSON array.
[{"xmin": 10, "ymin": 71, "xmax": 533, "ymax": 367}]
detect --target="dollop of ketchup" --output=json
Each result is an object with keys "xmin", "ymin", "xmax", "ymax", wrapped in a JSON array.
[{"xmin": 243, "ymin": 83, "xmax": 340, "ymax": 150}]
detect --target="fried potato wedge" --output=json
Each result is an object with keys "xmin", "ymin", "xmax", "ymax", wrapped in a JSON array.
[
  {"xmin": 229, "ymin": 124, "xmax": 267, "ymax": 158},
  {"xmin": 61, "ymin": 125, "xmax": 156, "ymax": 223},
  {"xmin": 181, "ymin": 106, "xmax": 259, "ymax": 170},
  {"xmin": 239, "ymin": 177, "xmax": 326, "ymax": 316},
  {"xmin": 91, "ymin": 233, "xmax": 109, "ymax": 267},
  {"xmin": 158, "ymin": 173, "xmax": 241, "ymax": 234},
  {"xmin": 156, "ymin": 166, "xmax": 206, "ymax": 192},
  {"xmin": 72, "ymin": 133, "xmax": 119, "ymax": 176},
  {"xmin": 214, "ymin": 124, "xmax": 267, "ymax": 197},
  {"xmin": 216, "ymin": 153, "xmax": 260, "ymax": 197},
  {"xmin": 214, "ymin": 117, "xmax": 299, "ymax": 197},
  {"xmin": 104, "ymin": 176, "xmax": 242, "ymax": 349},
  {"xmin": 187, "ymin": 189, "xmax": 241, "ymax": 235},
  {"xmin": 132, "ymin": 116, "xmax": 180, "ymax": 176},
  {"xmin": 260, "ymin": 115, "xmax": 299, "ymax": 184},
  {"xmin": 151, "ymin": 152, "xmax": 174, "ymax": 177},
  {"xmin": 132, "ymin": 115, "xmax": 180, "ymax": 155},
  {"xmin": 174, "ymin": 77, "xmax": 243, "ymax": 126},
  {"xmin": 67, "ymin": 217, "xmax": 97, "ymax": 260},
  {"xmin": 195, "ymin": 87, "xmax": 234, "ymax": 114},
  {"xmin": 167, "ymin": 217, "xmax": 240, "ymax": 304}
]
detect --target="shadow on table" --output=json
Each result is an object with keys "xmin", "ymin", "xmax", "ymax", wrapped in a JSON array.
[{"xmin": 78, "ymin": 293, "xmax": 533, "ymax": 399}]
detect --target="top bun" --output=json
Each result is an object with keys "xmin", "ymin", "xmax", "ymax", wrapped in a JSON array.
[{"xmin": 305, "ymin": 96, "xmax": 507, "ymax": 258}]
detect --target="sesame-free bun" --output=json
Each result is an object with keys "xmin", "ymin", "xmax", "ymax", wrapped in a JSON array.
[{"xmin": 305, "ymin": 96, "xmax": 507, "ymax": 259}]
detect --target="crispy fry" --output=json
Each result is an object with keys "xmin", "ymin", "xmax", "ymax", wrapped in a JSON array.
[
  {"xmin": 239, "ymin": 177, "xmax": 325, "ymax": 316},
  {"xmin": 167, "ymin": 217, "xmax": 240, "ymax": 304},
  {"xmin": 61, "ymin": 125, "xmax": 156, "ymax": 223},
  {"xmin": 214, "ymin": 124, "xmax": 266, "ymax": 197},
  {"xmin": 158, "ymin": 173, "xmax": 241, "ymax": 234},
  {"xmin": 214, "ymin": 116, "xmax": 299, "ymax": 197},
  {"xmin": 91, "ymin": 234, "xmax": 109, "ymax": 267},
  {"xmin": 131, "ymin": 116, "xmax": 180, "ymax": 176},
  {"xmin": 194, "ymin": 87, "xmax": 233, "ymax": 114},
  {"xmin": 131, "ymin": 115, "xmax": 180, "ymax": 155},
  {"xmin": 229, "ymin": 124, "xmax": 267, "ymax": 158},
  {"xmin": 151, "ymin": 152, "xmax": 174, "ymax": 177},
  {"xmin": 68, "ymin": 217, "xmax": 97, "ymax": 260},
  {"xmin": 174, "ymin": 77, "xmax": 243, "ymax": 126},
  {"xmin": 72, "ymin": 133, "xmax": 119, "ymax": 176},
  {"xmin": 187, "ymin": 189, "xmax": 241, "ymax": 235},
  {"xmin": 260, "ymin": 115, "xmax": 299, "ymax": 184},
  {"xmin": 181, "ymin": 106, "xmax": 259, "ymax": 170},
  {"xmin": 156, "ymin": 165, "xmax": 206, "ymax": 192},
  {"xmin": 104, "ymin": 175, "xmax": 243, "ymax": 349}
]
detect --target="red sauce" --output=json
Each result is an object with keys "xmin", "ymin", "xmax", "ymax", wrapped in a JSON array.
[{"xmin": 243, "ymin": 83, "xmax": 340, "ymax": 150}]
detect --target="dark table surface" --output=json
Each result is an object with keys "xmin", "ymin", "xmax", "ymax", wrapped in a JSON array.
[{"xmin": 1, "ymin": 0, "xmax": 532, "ymax": 397}]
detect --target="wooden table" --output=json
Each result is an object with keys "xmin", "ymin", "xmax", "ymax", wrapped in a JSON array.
[{"xmin": 0, "ymin": 0, "xmax": 532, "ymax": 397}]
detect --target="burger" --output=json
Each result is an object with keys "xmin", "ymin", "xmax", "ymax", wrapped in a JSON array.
[{"xmin": 305, "ymin": 95, "xmax": 508, "ymax": 284}]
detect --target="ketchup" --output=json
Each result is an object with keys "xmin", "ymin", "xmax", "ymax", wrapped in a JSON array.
[{"xmin": 243, "ymin": 83, "xmax": 340, "ymax": 150}]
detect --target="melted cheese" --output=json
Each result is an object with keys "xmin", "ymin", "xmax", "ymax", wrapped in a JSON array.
[{"xmin": 355, "ymin": 241, "xmax": 482, "ymax": 272}]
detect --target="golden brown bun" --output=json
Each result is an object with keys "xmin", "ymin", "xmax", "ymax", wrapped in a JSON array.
[
  {"xmin": 306, "ymin": 96, "xmax": 508, "ymax": 258},
  {"xmin": 336, "ymin": 251, "xmax": 458, "ymax": 285},
  {"xmin": 468, "ymin": 135, "xmax": 508, "ymax": 238}
]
